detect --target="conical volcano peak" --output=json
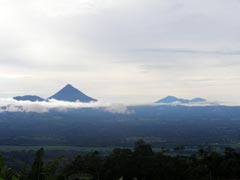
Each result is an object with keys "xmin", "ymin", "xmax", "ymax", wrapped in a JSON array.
[
  {"xmin": 61, "ymin": 84, "xmax": 79, "ymax": 93},
  {"xmin": 48, "ymin": 84, "xmax": 97, "ymax": 103},
  {"xmin": 64, "ymin": 84, "xmax": 75, "ymax": 89}
]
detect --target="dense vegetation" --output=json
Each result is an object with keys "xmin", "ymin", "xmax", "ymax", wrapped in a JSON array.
[{"xmin": 1, "ymin": 140, "xmax": 240, "ymax": 180}]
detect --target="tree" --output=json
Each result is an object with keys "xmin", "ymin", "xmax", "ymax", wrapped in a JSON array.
[
  {"xmin": 30, "ymin": 148, "xmax": 44, "ymax": 180},
  {"xmin": 0, "ymin": 154, "xmax": 19, "ymax": 180},
  {"xmin": 44, "ymin": 156, "xmax": 64, "ymax": 180},
  {"xmin": 0, "ymin": 155, "xmax": 2, "ymax": 173},
  {"xmin": 134, "ymin": 139, "xmax": 153, "ymax": 156}
]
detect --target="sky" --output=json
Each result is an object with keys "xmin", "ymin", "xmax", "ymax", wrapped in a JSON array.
[{"xmin": 0, "ymin": 0, "xmax": 240, "ymax": 104}]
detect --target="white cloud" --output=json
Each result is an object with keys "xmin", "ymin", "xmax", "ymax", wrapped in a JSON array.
[
  {"xmin": 155, "ymin": 101, "xmax": 221, "ymax": 107},
  {"xmin": 103, "ymin": 103, "xmax": 134, "ymax": 114},
  {"xmin": 31, "ymin": 0, "xmax": 127, "ymax": 17},
  {"xmin": 0, "ymin": 98, "xmax": 132, "ymax": 114}
]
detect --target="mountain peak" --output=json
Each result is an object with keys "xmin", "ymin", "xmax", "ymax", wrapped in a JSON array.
[
  {"xmin": 48, "ymin": 84, "xmax": 97, "ymax": 103},
  {"xmin": 64, "ymin": 84, "xmax": 75, "ymax": 89},
  {"xmin": 156, "ymin": 96, "xmax": 181, "ymax": 103},
  {"xmin": 14, "ymin": 95, "xmax": 45, "ymax": 102},
  {"xmin": 61, "ymin": 84, "xmax": 79, "ymax": 93},
  {"xmin": 191, "ymin": 97, "xmax": 206, "ymax": 103},
  {"xmin": 156, "ymin": 96, "xmax": 207, "ymax": 104}
]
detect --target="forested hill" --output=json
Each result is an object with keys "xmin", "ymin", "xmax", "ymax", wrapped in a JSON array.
[
  {"xmin": 0, "ymin": 105, "xmax": 240, "ymax": 147},
  {"xmin": 1, "ymin": 140, "xmax": 240, "ymax": 180}
]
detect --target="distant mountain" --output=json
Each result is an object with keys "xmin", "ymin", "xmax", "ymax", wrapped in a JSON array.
[
  {"xmin": 190, "ymin": 98, "xmax": 207, "ymax": 103},
  {"xmin": 156, "ymin": 96, "xmax": 207, "ymax": 104},
  {"xmin": 13, "ymin": 95, "xmax": 45, "ymax": 102},
  {"xmin": 157, "ymin": 96, "xmax": 189, "ymax": 104},
  {"xmin": 48, "ymin": 84, "xmax": 97, "ymax": 103}
]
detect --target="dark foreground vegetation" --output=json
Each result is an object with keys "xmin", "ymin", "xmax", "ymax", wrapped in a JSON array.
[{"xmin": 1, "ymin": 140, "xmax": 240, "ymax": 180}]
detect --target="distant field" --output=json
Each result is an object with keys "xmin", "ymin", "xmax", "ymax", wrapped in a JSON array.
[
  {"xmin": 0, "ymin": 145, "xmax": 177, "ymax": 153},
  {"xmin": 0, "ymin": 146, "xmax": 115, "ymax": 152},
  {"xmin": 0, "ymin": 145, "xmax": 222, "ymax": 153},
  {"xmin": 0, "ymin": 145, "xmax": 187, "ymax": 152},
  {"xmin": 0, "ymin": 143, "xmax": 238, "ymax": 154}
]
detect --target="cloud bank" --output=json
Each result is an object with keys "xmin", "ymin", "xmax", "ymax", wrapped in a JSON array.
[
  {"xmin": 0, "ymin": 98, "xmax": 132, "ymax": 114},
  {"xmin": 0, "ymin": 98, "xmax": 237, "ymax": 114}
]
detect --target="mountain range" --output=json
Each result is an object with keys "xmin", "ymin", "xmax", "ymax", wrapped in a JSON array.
[
  {"xmin": 13, "ymin": 84, "xmax": 98, "ymax": 103},
  {"xmin": 13, "ymin": 85, "xmax": 208, "ymax": 104},
  {"xmin": 156, "ymin": 96, "xmax": 207, "ymax": 104}
]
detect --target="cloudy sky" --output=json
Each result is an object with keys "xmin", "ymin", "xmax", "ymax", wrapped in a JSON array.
[{"xmin": 0, "ymin": 0, "xmax": 240, "ymax": 104}]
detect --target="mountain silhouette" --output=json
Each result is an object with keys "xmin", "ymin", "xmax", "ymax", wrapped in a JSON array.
[
  {"xmin": 48, "ymin": 84, "xmax": 97, "ymax": 102},
  {"xmin": 13, "ymin": 95, "xmax": 46, "ymax": 102},
  {"xmin": 191, "ymin": 98, "xmax": 206, "ymax": 103},
  {"xmin": 156, "ymin": 96, "xmax": 206, "ymax": 104}
]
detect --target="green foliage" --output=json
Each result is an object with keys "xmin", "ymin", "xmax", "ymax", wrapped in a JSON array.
[
  {"xmin": 134, "ymin": 139, "xmax": 153, "ymax": 156},
  {"xmin": 0, "ymin": 155, "xmax": 2, "ymax": 174},
  {"xmin": 30, "ymin": 148, "xmax": 44, "ymax": 180},
  {"xmin": 2, "ymin": 143, "xmax": 240, "ymax": 180},
  {"xmin": 0, "ymin": 155, "xmax": 19, "ymax": 180},
  {"xmin": 44, "ymin": 156, "xmax": 65, "ymax": 180},
  {"xmin": 0, "ymin": 165, "xmax": 19, "ymax": 180},
  {"xmin": 11, "ymin": 176, "xmax": 19, "ymax": 180}
]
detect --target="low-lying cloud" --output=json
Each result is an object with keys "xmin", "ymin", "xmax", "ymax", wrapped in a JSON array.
[
  {"xmin": 103, "ymin": 103, "xmax": 134, "ymax": 114},
  {"xmin": 0, "ymin": 98, "xmax": 132, "ymax": 114}
]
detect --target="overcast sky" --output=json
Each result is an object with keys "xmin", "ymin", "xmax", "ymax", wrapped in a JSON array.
[{"xmin": 0, "ymin": 0, "xmax": 240, "ymax": 104}]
